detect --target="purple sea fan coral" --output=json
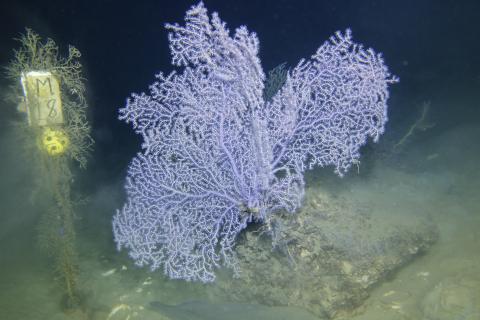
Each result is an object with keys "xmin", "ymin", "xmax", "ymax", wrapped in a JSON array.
[{"xmin": 113, "ymin": 2, "xmax": 398, "ymax": 282}]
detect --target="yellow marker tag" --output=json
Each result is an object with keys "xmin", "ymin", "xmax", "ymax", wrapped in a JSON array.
[
  {"xmin": 41, "ymin": 127, "xmax": 69, "ymax": 156},
  {"xmin": 21, "ymin": 71, "xmax": 64, "ymax": 126}
]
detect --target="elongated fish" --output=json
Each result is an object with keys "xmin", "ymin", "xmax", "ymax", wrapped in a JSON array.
[{"xmin": 149, "ymin": 300, "xmax": 320, "ymax": 320}]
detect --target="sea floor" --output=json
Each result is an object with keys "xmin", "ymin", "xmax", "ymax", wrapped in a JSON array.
[{"xmin": 0, "ymin": 124, "xmax": 478, "ymax": 320}]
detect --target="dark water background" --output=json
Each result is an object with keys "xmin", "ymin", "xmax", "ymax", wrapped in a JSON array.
[
  {"xmin": 0, "ymin": 1, "xmax": 479, "ymax": 319},
  {"xmin": 1, "ymin": 0, "xmax": 479, "ymax": 185}
]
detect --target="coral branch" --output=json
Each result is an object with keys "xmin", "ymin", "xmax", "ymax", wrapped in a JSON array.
[{"xmin": 113, "ymin": 2, "xmax": 397, "ymax": 282}]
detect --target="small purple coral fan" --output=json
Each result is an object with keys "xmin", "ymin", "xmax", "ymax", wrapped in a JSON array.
[{"xmin": 113, "ymin": 2, "xmax": 397, "ymax": 282}]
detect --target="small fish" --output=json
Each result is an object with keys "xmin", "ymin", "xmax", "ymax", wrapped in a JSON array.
[
  {"xmin": 101, "ymin": 268, "xmax": 116, "ymax": 277},
  {"xmin": 107, "ymin": 303, "xmax": 130, "ymax": 320}
]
